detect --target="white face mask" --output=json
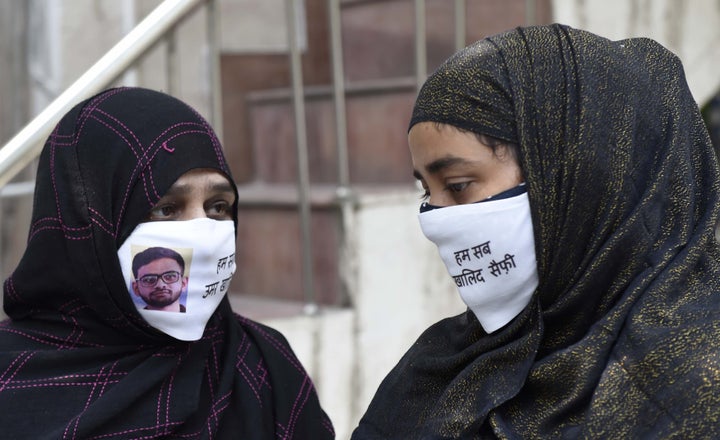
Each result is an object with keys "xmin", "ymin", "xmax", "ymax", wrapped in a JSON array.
[
  {"xmin": 117, "ymin": 218, "xmax": 236, "ymax": 341},
  {"xmin": 418, "ymin": 191, "xmax": 538, "ymax": 333}
]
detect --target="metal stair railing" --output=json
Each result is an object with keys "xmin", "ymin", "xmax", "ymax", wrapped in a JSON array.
[{"xmin": 0, "ymin": 0, "xmax": 221, "ymax": 192}]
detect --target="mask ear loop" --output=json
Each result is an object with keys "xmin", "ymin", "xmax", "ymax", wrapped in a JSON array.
[{"xmin": 419, "ymin": 182, "xmax": 527, "ymax": 213}]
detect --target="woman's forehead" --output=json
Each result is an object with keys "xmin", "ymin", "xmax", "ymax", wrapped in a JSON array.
[{"xmin": 164, "ymin": 168, "xmax": 234, "ymax": 195}]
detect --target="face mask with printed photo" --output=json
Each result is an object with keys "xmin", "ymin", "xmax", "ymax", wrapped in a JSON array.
[
  {"xmin": 418, "ymin": 190, "xmax": 538, "ymax": 333},
  {"xmin": 117, "ymin": 218, "xmax": 236, "ymax": 341}
]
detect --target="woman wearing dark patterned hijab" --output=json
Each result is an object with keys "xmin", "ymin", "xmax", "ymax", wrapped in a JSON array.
[
  {"xmin": 353, "ymin": 24, "xmax": 720, "ymax": 438},
  {"xmin": 0, "ymin": 87, "xmax": 334, "ymax": 439}
]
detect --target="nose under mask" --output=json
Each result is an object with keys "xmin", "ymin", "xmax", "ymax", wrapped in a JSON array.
[{"xmin": 418, "ymin": 185, "xmax": 538, "ymax": 333}]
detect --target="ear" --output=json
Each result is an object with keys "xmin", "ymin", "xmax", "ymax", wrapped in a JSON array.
[
  {"xmin": 131, "ymin": 281, "xmax": 141, "ymax": 297},
  {"xmin": 181, "ymin": 277, "xmax": 188, "ymax": 290}
]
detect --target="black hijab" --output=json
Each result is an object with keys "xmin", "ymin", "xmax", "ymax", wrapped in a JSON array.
[
  {"xmin": 353, "ymin": 24, "xmax": 720, "ymax": 438},
  {"xmin": 0, "ymin": 87, "xmax": 334, "ymax": 439}
]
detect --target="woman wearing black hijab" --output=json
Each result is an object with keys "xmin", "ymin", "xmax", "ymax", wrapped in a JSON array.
[
  {"xmin": 0, "ymin": 87, "xmax": 334, "ymax": 439},
  {"xmin": 353, "ymin": 24, "xmax": 720, "ymax": 438}
]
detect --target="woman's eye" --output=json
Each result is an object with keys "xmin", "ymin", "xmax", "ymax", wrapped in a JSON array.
[
  {"xmin": 207, "ymin": 200, "xmax": 232, "ymax": 219},
  {"xmin": 446, "ymin": 182, "xmax": 470, "ymax": 193},
  {"xmin": 146, "ymin": 204, "xmax": 176, "ymax": 220}
]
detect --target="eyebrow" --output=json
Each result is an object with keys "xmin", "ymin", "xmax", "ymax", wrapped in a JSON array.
[
  {"xmin": 163, "ymin": 179, "xmax": 236, "ymax": 197},
  {"xmin": 412, "ymin": 156, "xmax": 473, "ymax": 180},
  {"xmin": 208, "ymin": 180, "xmax": 236, "ymax": 194}
]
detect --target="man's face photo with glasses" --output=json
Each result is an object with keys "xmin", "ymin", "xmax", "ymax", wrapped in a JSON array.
[{"xmin": 132, "ymin": 250, "xmax": 188, "ymax": 312}]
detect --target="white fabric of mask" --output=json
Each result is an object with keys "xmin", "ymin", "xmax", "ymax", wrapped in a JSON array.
[
  {"xmin": 117, "ymin": 218, "xmax": 236, "ymax": 341},
  {"xmin": 418, "ymin": 192, "xmax": 538, "ymax": 333}
]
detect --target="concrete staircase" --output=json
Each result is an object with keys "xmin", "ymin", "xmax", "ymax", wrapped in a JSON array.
[
  {"xmin": 217, "ymin": 2, "xmax": 552, "ymax": 436},
  {"xmin": 220, "ymin": 0, "xmax": 552, "ymax": 310}
]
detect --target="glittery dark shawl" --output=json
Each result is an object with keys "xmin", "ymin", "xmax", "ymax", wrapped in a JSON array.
[
  {"xmin": 353, "ymin": 24, "xmax": 720, "ymax": 438},
  {"xmin": 0, "ymin": 88, "xmax": 334, "ymax": 439}
]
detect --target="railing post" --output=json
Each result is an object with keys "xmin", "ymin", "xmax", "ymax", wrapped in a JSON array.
[
  {"xmin": 526, "ymin": 0, "xmax": 536, "ymax": 25},
  {"xmin": 165, "ymin": 27, "xmax": 180, "ymax": 95},
  {"xmin": 285, "ymin": 0, "xmax": 316, "ymax": 313},
  {"xmin": 414, "ymin": 0, "xmax": 427, "ymax": 92},
  {"xmin": 454, "ymin": 0, "xmax": 466, "ymax": 51},
  {"xmin": 206, "ymin": 0, "xmax": 223, "ymax": 142},
  {"xmin": 328, "ymin": 0, "xmax": 349, "ymax": 191},
  {"xmin": 328, "ymin": 0, "xmax": 355, "ymax": 310}
]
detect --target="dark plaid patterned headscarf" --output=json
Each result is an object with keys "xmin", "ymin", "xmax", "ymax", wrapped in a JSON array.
[
  {"xmin": 353, "ymin": 24, "xmax": 720, "ymax": 438},
  {"xmin": 0, "ymin": 87, "xmax": 334, "ymax": 439}
]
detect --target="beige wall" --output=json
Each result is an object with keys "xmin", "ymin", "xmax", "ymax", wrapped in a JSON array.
[{"xmin": 553, "ymin": 0, "xmax": 720, "ymax": 104}]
